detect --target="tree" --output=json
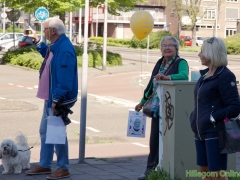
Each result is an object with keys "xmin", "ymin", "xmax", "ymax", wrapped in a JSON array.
[
  {"xmin": 164, "ymin": 0, "xmax": 183, "ymax": 39},
  {"xmin": 1, "ymin": 0, "xmax": 144, "ymax": 19}
]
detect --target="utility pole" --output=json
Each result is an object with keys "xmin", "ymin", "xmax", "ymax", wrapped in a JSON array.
[
  {"xmin": 102, "ymin": 0, "xmax": 108, "ymax": 71},
  {"xmin": 79, "ymin": 0, "xmax": 89, "ymax": 163},
  {"xmin": 215, "ymin": 0, "xmax": 218, "ymax": 37}
]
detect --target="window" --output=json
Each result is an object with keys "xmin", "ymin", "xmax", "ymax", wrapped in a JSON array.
[
  {"xmin": 226, "ymin": 28, "xmax": 236, "ymax": 37},
  {"xmin": 203, "ymin": 9, "xmax": 216, "ymax": 20},
  {"xmin": 226, "ymin": 8, "xmax": 238, "ymax": 21},
  {"xmin": 196, "ymin": 24, "xmax": 220, "ymax": 29},
  {"xmin": 226, "ymin": 0, "xmax": 238, "ymax": 2}
]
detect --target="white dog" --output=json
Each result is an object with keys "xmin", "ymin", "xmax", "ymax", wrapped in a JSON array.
[{"xmin": 0, "ymin": 133, "xmax": 31, "ymax": 174}]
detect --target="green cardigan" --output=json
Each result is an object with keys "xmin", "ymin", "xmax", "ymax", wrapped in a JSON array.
[{"xmin": 140, "ymin": 60, "xmax": 189, "ymax": 105}]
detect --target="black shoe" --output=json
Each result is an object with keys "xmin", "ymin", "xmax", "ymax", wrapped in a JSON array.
[
  {"xmin": 138, "ymin": 173, "xmax": 147, "ymax": 180},
  {"xmin": 138, "ymin": 169, "xmax": 153, "ymax": 180}
]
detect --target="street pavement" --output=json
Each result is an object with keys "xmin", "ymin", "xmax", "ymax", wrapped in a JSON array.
[
  {"xmin": 1, "ymin": 49, "xmax": 240, "ymax": 180},
  {"xmin": 0, "ymin": 56, "xmax": 154, "ymax": 180}
]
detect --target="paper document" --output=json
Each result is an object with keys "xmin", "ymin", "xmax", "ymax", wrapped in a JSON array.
[
  {"xmin": 127, "ymin": 110, "xmax": 146, "ymax": 138},
  {"xmin": 46, "ymin": 116, "xmax": 66, "ymax": 144}
]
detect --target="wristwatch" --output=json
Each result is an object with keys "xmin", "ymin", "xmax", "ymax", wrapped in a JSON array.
[{"xmin": 168, "ymin": 76, "xmax": 172, "ymax": 80}]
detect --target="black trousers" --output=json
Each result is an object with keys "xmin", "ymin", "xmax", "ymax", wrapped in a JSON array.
[{"xmin": 146, "ymin": 115, "xmax": 159, "ymax": 172}]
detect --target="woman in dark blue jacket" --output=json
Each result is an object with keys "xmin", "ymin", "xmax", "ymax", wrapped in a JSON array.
[{"xmin": 189, "ymin": 37, "xmax": 240, "ymax": 179}]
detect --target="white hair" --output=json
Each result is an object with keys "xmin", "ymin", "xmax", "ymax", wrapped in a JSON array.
[
  {"xmin": 160, "ymin": 36, "xmax": 180, "ymax": 53},
  {"xmin": 46, "ymin": 17, "xmax": 66, "ymax": 36},
  {"xmin": 202, "ymin": 37, "xmax": 227, "ymax": 67}
]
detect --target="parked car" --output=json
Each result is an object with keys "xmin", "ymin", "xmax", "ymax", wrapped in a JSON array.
[
  {"xmin": 180, "ymin": 35, "xmax": 192, "ymax": 46},
  {"xmin": 0, "ymin": 33, "xmax": 24, "ymax": 44},
  {"xmin": 0, "ymin": 37, "xmax": 21, "ymax": 51},
  {"xmin": 196, "ymin": 36, "xmax": 204, "ymax": 46}
]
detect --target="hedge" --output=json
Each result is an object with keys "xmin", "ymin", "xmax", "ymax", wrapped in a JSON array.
[
  {"xmin": 224, "ymin": 34, "xmax": 240, "ymax": 55},
  {"xmin": 2, "ymin": 46, "xmax": 122, "ymax": 69}
]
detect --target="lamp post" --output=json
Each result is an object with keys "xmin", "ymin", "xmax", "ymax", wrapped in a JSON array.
[
  {"xmin": 70, "ymin": 12, "xmax": 73, "ymax": 41},
  {"xmin": 215, "ymin": 0, "xmax": 218, "ymax": 37},
  {"xmin": 78, "ymin": 8, "xmax": 82, "ymax": 43},
  {"xmin": 3, "ymin": 2, "xmax": 6, "ymax": 34},
  {"xmin": 79, "ymin": 0, "xmax": 89, "ymax": 163},
  {"xmin": 102, "ymin": 0, "xmax": 108, "ymax": 71},
  {"xmin": 96, "ymin": 5, "xmax": 99, "ymax": 37}
]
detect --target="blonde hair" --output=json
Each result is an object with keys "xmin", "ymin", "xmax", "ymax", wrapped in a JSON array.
[{"xmin": 202, "ymin": 37, "xmax": 227, "ymax": 67}]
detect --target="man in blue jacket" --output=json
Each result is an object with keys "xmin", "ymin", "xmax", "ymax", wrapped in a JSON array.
[{"xmin": 25, "ymin": 17, "xmax": 78, "ymax": 180}]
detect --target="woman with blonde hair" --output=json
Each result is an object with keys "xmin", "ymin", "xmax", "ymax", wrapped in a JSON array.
[{"xmin": 189, "ymin": 37, "xmax": 240, "ymax": 180}]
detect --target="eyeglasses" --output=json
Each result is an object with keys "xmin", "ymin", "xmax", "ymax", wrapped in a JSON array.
[
  {"xmin": 44, "ymin": 27, "xmax": 50, "ymax": 31},
  {"xmin": 161, "ymin": 44, "xmax": 175, "ymax": 48},
  {"xmin": 207, "ymin": 37, "xmax": 215, "ymax": 44}
]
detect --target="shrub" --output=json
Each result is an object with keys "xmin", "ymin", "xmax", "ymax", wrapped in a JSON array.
[
  {"xmin": 89, "ymin": 37, "xmax": 131, "ymax": 46},
  {"xmin": 2, "ymin": 47, "xmax": 37, "ymax": 63},
  {"xmin": 77, "ymin": 50, "xmax": 122, "ymax": 67},
  {"xmin": 224, "ymin": 34, "xmax": 240, "ymax": 55},
  {"xmin": 147, "ymin": 168, "xmax": 181, "ymax": 180},
  {"xmin": 2, "ymin": 45, "xmax": 122, "ymax": 68},
  {"xmin": 9, "ymin": 52, "xmax": 42, "ymax": 70},
  {"xmin": 129, "ymin": 31, "xmax": 173, "ymax": 49}
]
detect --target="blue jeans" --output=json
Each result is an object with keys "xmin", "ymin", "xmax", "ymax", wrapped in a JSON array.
[{"xmin": 39, "ymin": 101, "xmax": 70, "ymax": 170}]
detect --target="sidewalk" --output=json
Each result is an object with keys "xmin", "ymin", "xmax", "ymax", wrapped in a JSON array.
[{"xmin": 0, "ymin": 143, "xmax": 148, "ymax": 180}]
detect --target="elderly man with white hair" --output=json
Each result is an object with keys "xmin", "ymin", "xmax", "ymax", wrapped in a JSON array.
[{"xmin": 25, "ymin": 17, "xmax": 78, "ymax": 180}]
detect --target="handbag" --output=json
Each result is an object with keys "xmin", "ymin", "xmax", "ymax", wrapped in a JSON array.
[
  {"xmin": 218, "ymin": 118, "xmax": 240, "ymax": 154},
  {"xmin": 142, "ymin": 86, "xmax": 159, "ymax": 118},
  {"xmin": 142, "ymin": 57, "xmax": 182, "ymax": 118}
]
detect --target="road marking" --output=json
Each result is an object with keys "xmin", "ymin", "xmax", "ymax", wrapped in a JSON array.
[
  {"xmin": 17, "ymin": 85, "xmax": 24, "ymax": 88},
  {"xmin": 88, "ymin": 93, "xmax": 138, "ymax": 107},
  {"xmin": 86, "ymin": 127, "xmax": 101, "ymax": 132},
  {"xmin": 71, "ymin": 119, "xmax": 80, "ymax": 124},
  {"xmin": 27, "ymin": 87, "xmax": 33, "ymax": 90},
  {"xmin": 0, "ymin": 97, "xmax": 6, "ymax": 99},
  {"xmin": 8, "ymin": 83, "xmax": 14, "ymax": 85},
  {"xmin": 132, "ymin": 142, "xmax": 149, "ymax": 148}
]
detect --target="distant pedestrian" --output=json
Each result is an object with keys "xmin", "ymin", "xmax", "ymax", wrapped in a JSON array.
[
  {"xmin": 25, "ymin": 17, "xmax": 78, "ymax": 179},
  {"xmin": 135, "ymin": 36, "xmax": 189, "ymax": 180},
  {"xmin": 189, "ymin": 37, "xmax": 240, "ymax": 180}
]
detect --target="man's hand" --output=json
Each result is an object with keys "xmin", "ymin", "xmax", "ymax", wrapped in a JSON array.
[{"xmin": 25, "ymin": 28, "xmax": 39, "ymax": 43}]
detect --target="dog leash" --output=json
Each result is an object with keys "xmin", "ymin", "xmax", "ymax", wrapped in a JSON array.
[{"xmin": 18, "ymin": 136, "xmax": 40, "ymax": 152}]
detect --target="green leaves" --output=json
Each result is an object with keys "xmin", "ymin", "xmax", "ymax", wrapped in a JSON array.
[{"xmin": 1, "ymin": 0, "xmax": 144, "ymax": 16}]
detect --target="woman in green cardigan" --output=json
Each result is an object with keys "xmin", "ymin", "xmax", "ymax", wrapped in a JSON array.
[{"xmin": 135, "ymin": 36, "xmax": 189, "ymax": 180}]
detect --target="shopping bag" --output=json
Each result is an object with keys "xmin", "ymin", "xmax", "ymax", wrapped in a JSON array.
[
  {"xmin": 218, "ymin": 119, "xmax": 240, "ymax": 154},
  {"xmin": 127, "ymin": 110, "xmax": 146, "ymax": 138}
]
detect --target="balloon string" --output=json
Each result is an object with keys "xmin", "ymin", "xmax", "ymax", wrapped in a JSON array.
[{"xmin": 140, "ymin": 41, "xmax": 143, "ymax": 94}]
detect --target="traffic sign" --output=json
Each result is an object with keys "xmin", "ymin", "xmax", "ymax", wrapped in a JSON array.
[{"xmin": 35, "ymin": 7, "xmax": 49, "ymax": 21}]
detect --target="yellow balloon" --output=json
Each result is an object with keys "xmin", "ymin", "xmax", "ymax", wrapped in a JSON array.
[{"xmin": 130, "ymin": 10, "xmax": 154, "ymax": 40}]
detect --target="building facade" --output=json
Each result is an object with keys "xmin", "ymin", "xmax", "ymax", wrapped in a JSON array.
[
  {"xmin": 181, "ymin": 0, "xmax": 240, "ymax": 38},
  {"xmin": 1, "ymin": 0, "xmax": 239, "ymax": 39}
]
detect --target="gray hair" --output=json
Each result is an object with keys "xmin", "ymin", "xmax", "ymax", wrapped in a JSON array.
[
  {"xmin": 202, "ymin": 37, "xmax": 227, "ymax": 67},
  {"xmin": 46, "ymin": 17, "xmax": 66, "ymax": 36},
  {"xmin": 160, "ymin": 36, "xmax": 180, "ymax": 53}
]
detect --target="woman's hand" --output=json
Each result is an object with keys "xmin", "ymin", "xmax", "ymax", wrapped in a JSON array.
[
  {"xmin": 135, "ymin": 102, "xmax": 143, "ymax": 112},
  {"xmin": 154, "ymin": 73, "xmax": 171, "ymax": 80}
]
